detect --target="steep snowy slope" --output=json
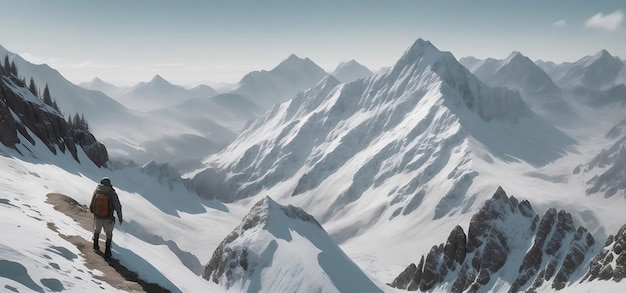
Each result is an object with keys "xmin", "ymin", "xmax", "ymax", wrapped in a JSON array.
[
  {"xmin": 189, "ymin": 38, "xmax": 581, "ymax": 273},
  {"xmin": 203, "ymin": 196, "xmax": 385, "ymax": 292},
  {"xmin": 231, "ymin": 54, "xmax": 329, "ymax": 109},
  {"xmin": 0, "ymin": 63, "xmax": 108, "ymax": 167},
  {"xmin": 332, "ymin": 59, "xmax": 374, "ymax": 83},
  {"xmin": 0, "ymin": 132, "xmax": 239, "ymax": 292}
]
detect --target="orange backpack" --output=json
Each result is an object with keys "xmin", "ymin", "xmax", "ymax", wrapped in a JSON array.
[{"xmin": 92, "ymin": 193, "xmax": 111, "ymax": 217}]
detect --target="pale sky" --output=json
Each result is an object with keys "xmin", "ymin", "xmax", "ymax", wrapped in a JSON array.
[{"xmin": 1, "ymin": 0, "xmax": 624, "ymax": 86}]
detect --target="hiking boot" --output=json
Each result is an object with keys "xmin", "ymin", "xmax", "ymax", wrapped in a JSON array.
[
  {"xmin": 104, "ymin": 240, "xmax": 112, "ymax": 260},
  {"xmin": 93, "ymin": 233, "xmax": 100, "ymax": 251}
]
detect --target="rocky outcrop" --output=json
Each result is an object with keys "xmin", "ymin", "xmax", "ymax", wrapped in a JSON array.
[
  {"xmin": 389, "ymin": 187, "xmax": 598, "ymax": 292},
  {"xmin": 583, "ymin": 224, "xmax": 626, "ymax": 282},
  {"xmin": 0, "ymin": 64, "xmax": 108, "ymax": 167}
]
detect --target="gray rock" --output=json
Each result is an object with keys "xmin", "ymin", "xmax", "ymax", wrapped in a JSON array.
[{"xmin": 0, "ymin": 65, "xmax": 108, "ymax": 167}]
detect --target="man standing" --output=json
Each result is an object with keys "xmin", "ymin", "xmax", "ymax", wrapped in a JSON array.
[{"xmin": 89, "ymin": 177, "xmax": 123, "ymax": 259}]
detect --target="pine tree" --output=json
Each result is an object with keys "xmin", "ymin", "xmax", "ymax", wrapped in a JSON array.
[
  {"xmin": 10, "ymin": 61, "xmax": 17, "ymax": 76},
  {"xmin": 43, "ymin": 84, "xmax": 53, "ymax": 106},
  {"xmin": 73, "ymin": 113, "xmax": 81, "ymax": 128},
  {"xmin": 2, "ymin": 55, "xmax": 9, "ymax": 72},
  {"xmin": 28, "ymin": 78, "xmax": 38, "ymax": 97}
]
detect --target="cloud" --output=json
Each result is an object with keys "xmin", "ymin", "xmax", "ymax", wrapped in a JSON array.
[
  {"xmin": 585, "ymin": 10, "xmax": 623, "ymax": 32},
  {"xmin": 553, "ymin": 19, "xmax": 567, "ymax": 27}
]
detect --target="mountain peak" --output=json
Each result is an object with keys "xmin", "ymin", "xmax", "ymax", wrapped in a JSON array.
[
  {"xmin": 274, "ymin": 54, "xmax": 318, "ymax": 71},
  {"xmin": 332, "ymin": 59, "xmax": 373, "ymax": 83},
  {"xmin": 286, "ymin": 53, "xmax": 301, "ymax": 61},
  {"xmin": 403, "ymin": 38, "xmax": 439, "ymax": 60},
  {"xmin": 578, "ymin": 49, "xmax": 621, "ymax": 68},
  {"xmin": 202, "ymin": 196, "xmax": 379, "ymax": 292},
  {"xmin": 91, "ymin": 77, "xmax": 105, "ymax": 83},
  {"xmin": 150, "ymin": 74, "xmax": 169, "ymax": 83}
]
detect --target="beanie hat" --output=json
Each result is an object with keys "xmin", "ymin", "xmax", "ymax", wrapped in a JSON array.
[{"xmin": 100, "ymin": 177, "xmax": 112, "ymax": 186}]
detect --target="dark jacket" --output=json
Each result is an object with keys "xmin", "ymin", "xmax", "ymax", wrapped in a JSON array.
[{"xmin": 89, "ymin": 184, "xmax": 123, "ymax": 220}]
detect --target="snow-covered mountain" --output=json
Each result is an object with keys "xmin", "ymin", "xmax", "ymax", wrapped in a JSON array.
[
  {"xmin": 231, "ymin": 54, "xmax": 329, "ymax": 109},
  {"xmin": 460, "ymin": 52, "xmax": 561, "ymax": 96},
  {"xmin": 3, "ymin": 36, "xmax": 626, "ymax": 292},
  {"xmin": 188, "ymin": 38, "xmax": 591, "ymax": 271},
  {"xmin": 0, "ymin": 45, "xmax": 139, "ymax": 125},
  {"xmin": 332, "ymin": 59, "xmax": 374, "ymax": 83},
  {"xmin": 459, "ymin": 52, "xmax": 572, "ymax": 125},
  {"xmin": 203, "ymin": 196, "xmax": 384, "ymax": 292},
  {"xmin": 79, "ymin": 77, "xmax": 130, "ymax": 99},
  {"xmin": 536, "ymin": 50, "xmax": 624, "ymax": 90},
  {"xmin": 118, "ymin": 75, "xmax": 217, "ymax": 112},
  {"xmin": 0, "ymin": 45, "xmax": 251, "ymax": 171}
]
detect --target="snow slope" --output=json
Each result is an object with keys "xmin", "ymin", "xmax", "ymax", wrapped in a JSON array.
[
  {"xmin": 0, "ymin": 132, "xmax": 239, "ymax": 292},
  {"xmin": 203, "ymin": 196, "xmax": 385, "ymax": 292}
]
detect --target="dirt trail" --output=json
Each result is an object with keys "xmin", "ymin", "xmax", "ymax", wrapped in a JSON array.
[{"xmin": 46, "ymin": 193, "xmax": 170, "ymax": 293}]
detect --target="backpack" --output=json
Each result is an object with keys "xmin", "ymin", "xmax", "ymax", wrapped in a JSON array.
[{"xmin": 92, "ymin": 193, "xmax": 111, "ymax": 217}]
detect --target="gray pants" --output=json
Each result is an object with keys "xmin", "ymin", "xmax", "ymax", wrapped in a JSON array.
[{"xmin": 94, "ymin": 217, "xmax": 115, "ymax": 240}]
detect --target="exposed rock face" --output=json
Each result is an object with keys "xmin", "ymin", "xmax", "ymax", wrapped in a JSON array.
[
  {"xmin": 0, "ymin": 64, "xmax": 108, "ymax": 167},
  {"xmin": 389, "ymin": 187, "xmax": 598, "ymax": 292},
  {"xmin": 583, "ymin": 224, "xmax": 626, "ymax": 282}
]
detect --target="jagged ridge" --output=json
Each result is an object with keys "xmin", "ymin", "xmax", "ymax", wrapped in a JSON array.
[{"xmin": 389, "ymin": 187, "xmax": 599, "ymax": 292}]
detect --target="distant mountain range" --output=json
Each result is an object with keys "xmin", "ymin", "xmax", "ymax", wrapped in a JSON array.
[{"xmin": 536, "ymin": 50, "xmax": 625, "ymax": 91}]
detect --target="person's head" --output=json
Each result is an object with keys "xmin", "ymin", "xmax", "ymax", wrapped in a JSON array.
[{"xmin": 100, "ymin": 177, "xmax": 112, "ymax": 187}]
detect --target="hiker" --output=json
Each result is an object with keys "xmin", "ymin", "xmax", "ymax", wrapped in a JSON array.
[{"xmin": 89, "ymin": 177, "xmax": 123, "ymax": 259}]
